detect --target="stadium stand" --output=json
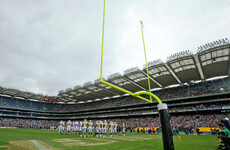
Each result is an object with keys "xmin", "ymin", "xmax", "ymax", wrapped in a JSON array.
[
  {"xmin": 0, "ymin": 40, "xmax": 230, "ymax": 134},
  {"xmin": 0, "ymin": 77, "xmax": 230, "ymax": 132}
]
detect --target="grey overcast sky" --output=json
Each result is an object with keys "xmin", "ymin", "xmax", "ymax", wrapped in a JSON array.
[{"xmin": 0, "ymin": 0, "xmax": 230, "ymax": 96}]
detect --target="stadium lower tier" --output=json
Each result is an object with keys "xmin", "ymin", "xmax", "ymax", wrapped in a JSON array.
[
  {"xmin": 1, "ymin": 101, "xmax": 229, "ymax": 120},
  {"xmin": 0, "ymin": 113, "xmax": 229, "ymax": 134}
]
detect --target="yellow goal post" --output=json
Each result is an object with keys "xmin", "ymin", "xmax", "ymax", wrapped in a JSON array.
[{"xmin": 99, "ymin": 0, "xmax": 162, "ymax": 104}]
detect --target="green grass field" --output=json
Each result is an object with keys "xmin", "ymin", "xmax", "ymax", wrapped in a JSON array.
[{"xmin": 0, "ymin": 128, "xmax": 220, "ymax": 150}]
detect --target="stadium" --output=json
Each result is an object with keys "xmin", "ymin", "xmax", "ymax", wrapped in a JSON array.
[
  {"xmin": 0, "ymin": 38, "xmax": 230, "ymax": 149},
  {"xmin": 1, "ymin": 0, "xmax": 230, "ymax": 150}
]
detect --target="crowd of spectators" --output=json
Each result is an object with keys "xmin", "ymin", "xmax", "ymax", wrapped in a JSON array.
[
  {"xmin": 0, "ymin": 118, "xmax": 59, "ymax": 129},
  {"xmin": 49, "ymin": 103, "xmax": 230, "ymax": 118},
  {"xmin": 1, "ymin": 102, "xmax": 229, "ymax": 120},
  {"xmin": 1, "ymin": 114, "xmax": 229, "ymax": 130}
]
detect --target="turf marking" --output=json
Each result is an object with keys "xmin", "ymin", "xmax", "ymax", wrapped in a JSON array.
[
  {"xmin": 120, "ymin": 142, "xmax": 161, "ymax": 150},
  {"xmin": 8, "ymin": 140, "xmax": 38, "ymax": 150},
  {"xmin": 0, "ymin": 146, "xmax": 8, "ymax": 148},
  {"xmin": 53, "ymin": 138, "xmax": 117, "ymax": 146},
  {"xmin": 31, "ymin": 140, "xmax": 47, "ymax": 150},
  {"xmin": 55, "ymin": 138, "xmax": 81, "ymax": 143},
  {"xmin": 112, "ymin": 135, "xmax": 160, "ymax": 141}
]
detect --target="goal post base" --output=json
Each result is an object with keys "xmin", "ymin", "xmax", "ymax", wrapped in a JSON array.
[{"xmin": 157, "ymin": 103, "xmax": 174, "ymax": 150}]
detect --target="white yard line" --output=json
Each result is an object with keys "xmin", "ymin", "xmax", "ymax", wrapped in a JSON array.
[
  {"xmin": 0, "ymin": 146, "xmax": 8, "ymax": 148},
  {"xmin": 30, "ymin": 140, "xmax": 47, "ymax": 150},
  {"xmin": 120, "ymin": 142, "xmax": 161, "ymax": 150}
]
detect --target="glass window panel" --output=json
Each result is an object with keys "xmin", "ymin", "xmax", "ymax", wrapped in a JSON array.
[
  {"xmin": 183, "ymin": 60, "xmax": 189, "ymax": 65},
  {"xmin": 217, "ymin": 50, "xmax": 223, "ymax": 57},
  {"xmin": 180, "ymin": 60, "xmax": 185, "ymax": 65},
  {"xmin": 206, "ymin": 53, "xmax": 211, "ymax": 60},
  {"xmin": 215, "ymin": 57, "xmax": 222, "ymax": 62},
  {"xmin": 200, "ymin": 55, "xmax": 206, "ymax": 61},
  {"xmin": 223, "ymin": 49, "xmax": 229, "ymax": 55},
  {"xmin": 212, "ymin": 51, "xmax": 217, "ymax": 57},
  {"xmin": 207, "ymin": 60, "xmax": 212, "ymax": 65},
  {"xmin": 223, "ymin": 56, "xmax": 229, "ymax": 61},
  {"xmin": 188, "ymin": 59, "xmax": 194, "ymax": 64},
  {"xmin": 202, "ymin": 60, "xmax": 211, "ymax": 66},
  {"xmin": 158, "ymin": 67, "xmax": 165, "ymax": 71},
  {"xmin": 128, "ymin": 75, "xmax": 136, "ymax": 80},
  {"xmin": 171, "ymin": 63, "xmax": 177, "ymax": 68},
  {"xmin": 175, "ymin": 62, "xmax": 180, "ymax": 67}
]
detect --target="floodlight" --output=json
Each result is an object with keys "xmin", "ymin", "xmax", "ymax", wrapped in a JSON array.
[
  {"xmin": 219, "ymin": 39, "xmax": 222, "ymax": 44},
  {"xmin": 213, "ymin": 41, "xmax": 217, "ymax": 46}
]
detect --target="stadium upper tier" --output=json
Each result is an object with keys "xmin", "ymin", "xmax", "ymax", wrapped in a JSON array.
[
  {"xmin": 0, "ymin": 38, "xmax": 229, "ymax": 102},
  {"xmin": 59, "ymin": 39, "xmax": 230, "ymax": 103}
]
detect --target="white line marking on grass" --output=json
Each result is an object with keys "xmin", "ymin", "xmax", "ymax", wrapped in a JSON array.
[
  {"xmin": 58, "ymin": 139, "xmax": 81, "ymax": 142},
  {"xmin": 0, "ymin": 146, "xmax": 8, "ymax": 148},
  {"xmin": 30, "ymin": 140, "xmax": 47, "ymax": 150},
  {"xmin": 120, "ymin": 142, "xmax": 161, "ymax": 150}
]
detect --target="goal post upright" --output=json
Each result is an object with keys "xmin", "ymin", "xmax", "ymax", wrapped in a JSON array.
[
  {"xmin": 99, "ymin": 0, "xmax": 174, "ymax": 149},
  {"xmin": 140, "ymin": 20, "xmax": 152, "ymax": 101}
]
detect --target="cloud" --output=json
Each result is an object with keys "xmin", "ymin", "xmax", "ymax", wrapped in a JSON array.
[{"xmin": 0, "ymin": 0, "xmax": 230, "ymax": 95}]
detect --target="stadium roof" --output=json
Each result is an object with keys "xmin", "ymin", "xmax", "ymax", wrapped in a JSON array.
[{"xmin": 1, "ymin": 38, "xmax": 229, "ymax": 103}]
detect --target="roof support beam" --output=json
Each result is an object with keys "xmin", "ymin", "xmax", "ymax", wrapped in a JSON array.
[
  {"xmin": 23, "ymin": 93, "xmax": 34, "ymax": 100},
  {"xmin": 122, "ymin": 76, "xmax": 146, "ymax": 90},
  {"xmin": 76, "ymin": 94, "xmax": 98, "ymax": 100},
  {"xmin": 40, "ymin": 96, "xmax": 44, "ymax": 102},
  {"xmin": 84, "ymin": 86, "xmax": 110, "ymax": 98},
  {"xmin": 107, "ymin": 79, "xmax": 133, "ymax": 94},
  {"xmin": 141, "ymin": 71, "xmax": 162, "ymax": 87},
  {"xmin": 26, "ymin": 94, "xmax": 37, "ymax": 100},
  {"xmin": 164, "ymin": 64, "xmax": 181, "ymax": 84},
  {"xmin": 194, "ymin": 54, "xmax": 205, "ymax": 80},
  {"xmin": 0, "ymin": 88, "xmax": 6, "ymax": 94},
  {"xmin": 103, "ymin": 87, "xmax": 121, "ymax": 95},
  {"xmin": 11, "ymin": 91, "xmax": 22, "ymax": 98}
]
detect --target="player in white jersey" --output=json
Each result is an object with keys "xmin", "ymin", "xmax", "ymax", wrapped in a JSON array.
[
  {"xmin": 79, "ymin": 121, "xmax": 83, "ymax": 137},
  {"xmin": 109, "ymin": 121, "xmax": 113, "ymax": 137},
  {"xmin": 82, "ymin": 119, "xmax": 88, "ymax": 138},
  {"xmin": 95, "ymin": 121, "xmax": 100, "ymax": 137},
  {"xmin": 66, "ymin": 120, "xmax": 72, "ymax": 135},
  {"xmin": 99, "ymin": 121, "xmax": 103, "ymax": 137},
  {"xmin": 122, "ymin": 123, "xmax": 126, "ymax": 136},
  {"xmin": 63, "ymin": 121, "xmax": 65, "ymax": 132},
  {"xmin": 58, "ymin": 120, "xmax": 64, "ymax": 134},
  {"xmin": 72, "ymin": 121, "xmax": 76, "ymax": 134},
  {"xmin": 88, "ymin": 120, "xmax": 93, "ymax": 137},
  {"xmin": 75, "ymin": 121, "xmax": 79, "ymax": 134},
  {"xmin": 114, "ymin": 122, "xmax": 117, "ymax": 136},
  {"xmin": 103, "ymin": 120, "xmax": 108, "ymax": 137}
]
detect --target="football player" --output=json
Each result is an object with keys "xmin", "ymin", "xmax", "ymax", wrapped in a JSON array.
[
  {"xmin": 103, "ymin": 120, "xmax": 108, "ymax": 137},
  {"xmin": 109, "ymin": 121, "xmax": 113, "ymax": 137},
  {"xmin": 88, "ymin": 120, "xmax": 93, "ymax": 137},
  {"xmin": 122, "ymin": 123, "xmax": 126, "ymax": 136},
  {"xmin": 82, "ymin": 119, "xmax": 88, "ymax": 138},
  {"xmin": 66, "ymin": 120, "xmax": 72, "ymax": 135}
]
